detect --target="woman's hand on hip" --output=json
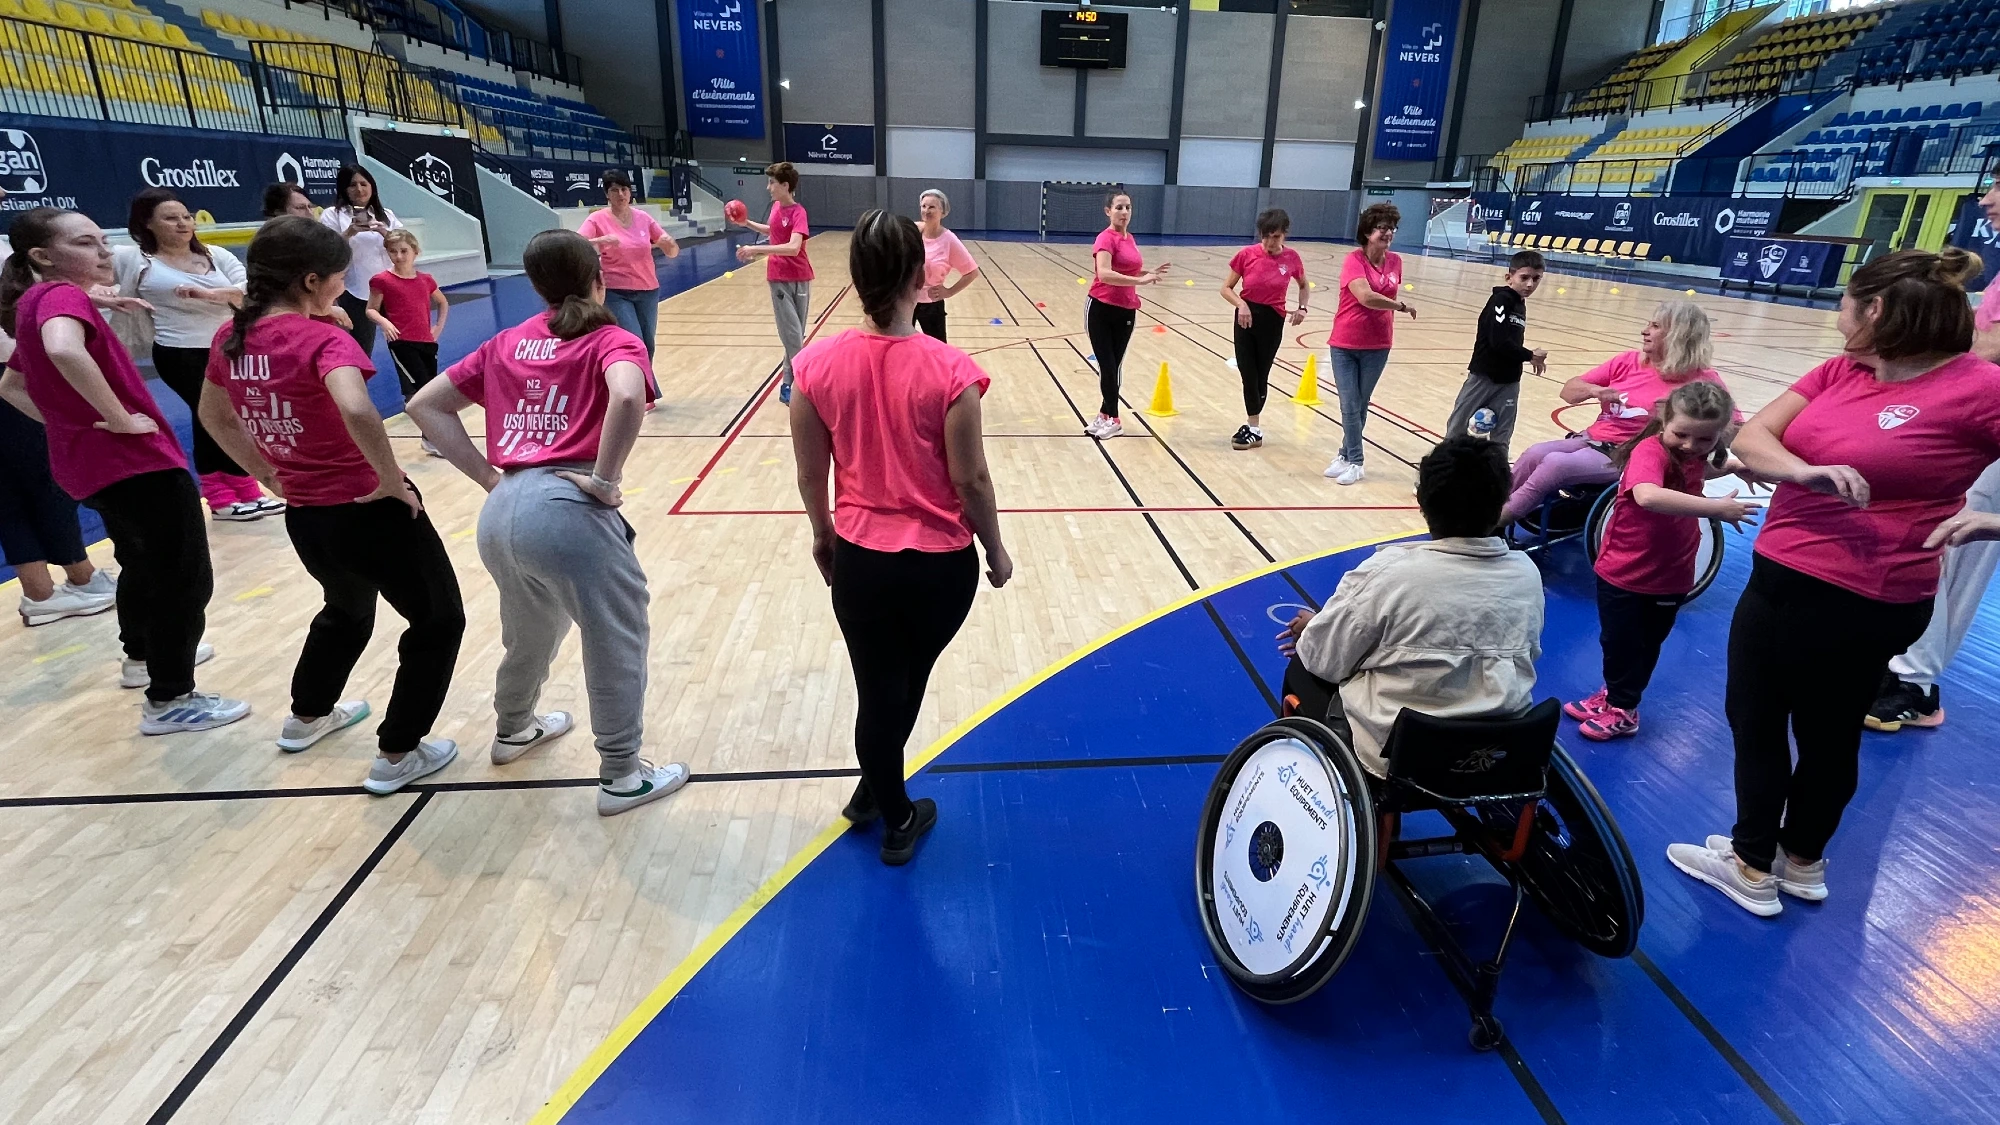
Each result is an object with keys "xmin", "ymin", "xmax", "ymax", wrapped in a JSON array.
[
  {"xmin": 357, "ymin": 475, "xmax": 423, "ymax": 517},
  {"xmin": 95, "ymin": 411, "xmax": 159, "ymax": 436},
  {"xmin": 1925, "ymin": 509, "xmax": 2000, "ymax": 549},
  {"xmin": 556, "ymin": 470, "xmax": 622, "ymax": 508}
]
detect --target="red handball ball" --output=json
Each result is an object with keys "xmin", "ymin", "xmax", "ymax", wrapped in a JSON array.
[{"xmin": 725, "ymin": 199, "xmax": 749, "ymax": 224}]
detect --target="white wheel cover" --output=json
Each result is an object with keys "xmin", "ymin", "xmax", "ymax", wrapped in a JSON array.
[{"xmin": 1209, "ymin": 737, "xmax": 1360, "ymax": 977}]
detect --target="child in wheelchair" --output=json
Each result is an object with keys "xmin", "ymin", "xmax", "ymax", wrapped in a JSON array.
[
  {"xmin": 1567, "ymin": 382, "xmax": 1760, "ymax": 741},
  {"xmin": 1277, "ymin": 436, "xmax": 1545, "ymax": 777}
]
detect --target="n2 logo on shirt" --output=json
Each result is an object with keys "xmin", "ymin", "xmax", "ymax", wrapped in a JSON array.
[{"xmin": 1878, "ymin": 405, "xmax": 1919, "ymax": 431}]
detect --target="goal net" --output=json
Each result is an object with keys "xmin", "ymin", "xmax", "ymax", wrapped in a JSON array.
[{"xmin": 1041, "ymin": 181, "xmax": 1123, "ymax": 237}]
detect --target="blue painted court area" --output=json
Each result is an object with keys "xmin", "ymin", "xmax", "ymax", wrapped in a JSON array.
[{"xmin": 558, "ymin": 531, "xmax": 2000, "ymax": 1125}]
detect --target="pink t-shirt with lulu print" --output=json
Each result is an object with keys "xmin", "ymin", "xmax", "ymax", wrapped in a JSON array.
[
  {"xmin": 446, "ymin": 312, "xmax": 652, "ymax": 467},
  {"xmin": 203, "ymin": 314, "xmax": 377, "ymax": 507}
]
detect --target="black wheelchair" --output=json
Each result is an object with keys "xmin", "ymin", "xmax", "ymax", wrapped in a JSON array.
[
  {"xmin": 1194, "ymin": 700, "xmax": 1644, "ymax": 1050},
  {"xmin": 1506, "ymin": 479, "xmax": 1727, "ymax": 600}
]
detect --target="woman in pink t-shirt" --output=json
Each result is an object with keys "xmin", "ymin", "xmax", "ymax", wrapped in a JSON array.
[
  {"xmin": 1323, "ymin": 203, "xmax": 1415, "ymax": 485},
  {"xmin": 1668, "ymin": 248, "xmax": 2000, "ymax": 919},
  {"xmin": 0, "ymin": 207, "xmax": 247, "ymax": 735},
  {"xmin": 578, "ymin": 169, "xmax": 680, "ymax": 363},
  {"xmin": 913, "ymin": 188, "xmax": 981, "ymax": 342},
  {"xmin": 194, "ymin": 216, "xmax": 466, "ymax": 794},
  {"xmin": 790, "ymin": 209, "xmax": 1012, "ymax": 866},
  {"xmin": 1501, "ymin": 300, "xmax": 1728, "ymax": 524},
  {"xmin": 409, "ymin": 229, "xmax": 689, "ymax": 819},
  {"xmin": 1084, "ymin": 190, "xmax": 1171, "ymax": 439},
  {"xmin": 1220, "ymin": 207, "xmax": 1309, "ymax": 451}
]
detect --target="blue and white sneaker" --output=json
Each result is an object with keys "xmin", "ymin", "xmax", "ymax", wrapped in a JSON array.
[
  {"xmin": 364, "ymin": 738, "xmax": 458, "ymax": 795},
  {"xmin": 597, "ymin": 759, "xmax": 690, "ymax": 817},
  {"xmin": 139, "ymin": 691, "xmax": 252, "ymax": 736},
  {"xmin": 277, "ymin": 700, "xmax": 371, "ymax": 753}
]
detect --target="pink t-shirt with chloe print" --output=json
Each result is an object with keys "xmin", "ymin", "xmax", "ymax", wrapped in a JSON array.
[{"xmin": 446, "ymin": 312, "xmax": 652, "ymax": 467}]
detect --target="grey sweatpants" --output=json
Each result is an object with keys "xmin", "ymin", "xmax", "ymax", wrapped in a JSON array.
[
  {"xmin": 771, "ymin": 280, "xmax": 811, "ymax": 390},
  {"xmin": 477, "ymin": 466, "xmax": 650, "ymax": 780},
  {"xmin": 1890, "ymin": 457, "xmax": 2000, "ymax": 686},
  {"xmin": 1446, "ymin": 371, "xmax": 1522, "ymax": 454}
]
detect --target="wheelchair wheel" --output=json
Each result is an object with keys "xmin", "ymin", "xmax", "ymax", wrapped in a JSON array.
[
  {"xmin": 1195, "ymin": 717, "xmax": 1378, "ymax": 1004},
  {"xmin": 1455, "ymin": 744, "xmax": 1644, "ymax": 958},
  {"xmin": 1584, "ymin": 487, "xmax": 1725, "ymax": 599}
]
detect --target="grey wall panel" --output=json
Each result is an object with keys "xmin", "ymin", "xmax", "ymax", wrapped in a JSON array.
[
  {"xmin": 886, "ymin": 177, "xmax": 975, "ymax": 219},
  {"xmin": 1561, "ymin": 0, "xmax": 1655, "ymax": 93},
  {"xmin": 987, "ymin": 2, "xmax": 1074, "ymax": 136},
  {"xmin": 1275, "ymin": 16, "xmax": 1371, "ymax": 142},
  {"xmin": 984, "ymin": 180, "xmax": 1045, "ymax": 232},
  {"xmin": 886, "ymin": 0, "xmax": 974, "ymax": 128},
  {"xmin": 1081, "ymin": 8, "xmax": 1176, "ymax": 140},
  {"xmin": 1172, "ymin": 186, "xmax": 1261, "ymax": 237},
  {"xmin": 1267, "ymin": 187, "xmax": 1360, "ymax": 242},
  {"xmin": 1181, "ymin": 11, "xmax": 1274, "ymax": 140},
  {"xmin": 798, "ymin": 173, "xmax": 882, "ymax": 229},
  {"xmin": 778, "ymin": 0, "xmax": 874, "ymax": 127},
  {"xmin": 565, "ymin": 0, "xmax": 666, "ymax": 133},
  {"xmin": 1456, "ymin": 0, "xmax": 1561, "ymax": 160}
]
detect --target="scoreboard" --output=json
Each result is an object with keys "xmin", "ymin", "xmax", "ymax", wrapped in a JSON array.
[{"xmin": 1040, "ymin": 9, "xmax": 1129, "ymax": 69}]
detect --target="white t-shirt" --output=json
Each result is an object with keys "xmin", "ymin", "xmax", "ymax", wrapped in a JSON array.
[
  {"xmin": 113, "ymin": 244, "xmax": 247, "ymax": 349},
  {"xmin": 319, "ymin": 204, "xmax": 402, "ymax": 299}
]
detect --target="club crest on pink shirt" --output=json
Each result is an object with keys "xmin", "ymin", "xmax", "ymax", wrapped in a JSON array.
[{"xmin": 1878, "ymin": 404, "xmax": 1919, "ymax": 430}]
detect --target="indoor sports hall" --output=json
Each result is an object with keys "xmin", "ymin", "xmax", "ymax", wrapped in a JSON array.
[{"xmin": 2, "ymin": 1, "xmax": 1999, "ymax": 1123}]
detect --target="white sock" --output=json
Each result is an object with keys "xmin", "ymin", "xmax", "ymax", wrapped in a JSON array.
[{"xmin": 604, "ymin": 769, "xmax": 642, "ymax": 790}]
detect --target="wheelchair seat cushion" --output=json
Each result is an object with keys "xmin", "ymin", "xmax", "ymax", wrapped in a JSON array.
[{"xmin": 1382, "ymin": 699, "xmax": 1562, "ymax": 803}]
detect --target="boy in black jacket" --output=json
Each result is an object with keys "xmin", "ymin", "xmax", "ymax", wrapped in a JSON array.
[{"xmin": 1446, "ymin": 250, "xmax": 1547, "ymax": 454}]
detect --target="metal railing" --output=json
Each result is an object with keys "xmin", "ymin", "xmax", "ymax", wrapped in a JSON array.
[
  {"xmin": 248, "ymin": 39, "xmax": 476, "ymax": 140},
  {"xmin": 366, "ymin": 0, "xmax": 580, "ymax": 85},
  {"xmin": 0, "ymin": 16, "xmax": 278, "ymax": 134}
]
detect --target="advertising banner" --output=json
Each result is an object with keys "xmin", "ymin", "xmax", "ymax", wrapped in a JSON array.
[
  {"xmin": 1504, "ymin": 195, "xmax": 1776, "ymax": 266},
  {"xmin": 359, "ymin": 129, "xmax": 486, "ymax": 224},
  {"xmin": 1373, "ymin": 0, "xmax": 1461, "ymax": 162},
  {"xmin": 680, "ymin": 0, "xmax": 765, "ymax": 138},
  {"xmin": 1720, "ymin": 236, "xmax": 1841, "ymax": 289},
  {"xmin": 780, "ymin": 123, "xmax": 875, "ymax": 169},
  {"xmin": 1946, "ymin": 192, "xmax": 1999, "ymax": 293},
  {"xmin": 0, "ymin": 115, "xmax": 353, "ymax": 231},
  {"xmin": 478, "ymin": 152, "xmax": 635, "ymax": 208}
]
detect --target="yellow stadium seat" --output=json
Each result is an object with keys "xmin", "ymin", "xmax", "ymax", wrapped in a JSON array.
[
  {"xmin": 52, "ymin": 1, "xmax": 86, "ymax": 28},
  {"xmin": 82, "ymin": 5, "xmax": 112, "ymax": 32},
  {"xmin": 201, "ymin": 9, "xmax": 219, "ymax": 27},
  {"xmin": 163, "ymin": 22, "xmax": 189, "ymax": 47},
  {"xmin": 0, "ymin": 0, "xmax": 25, "ymax": 17},
  {"xmin": 218, "ymin": 11, "xmax": 240, "ymax": 33},
  {"xmin": 1634, "ymin": 243, "xmax": 1652, "ymax": 259},
  {"xmin": 139, "ymin": 17, "xmax": 165, "ymax": 42}
]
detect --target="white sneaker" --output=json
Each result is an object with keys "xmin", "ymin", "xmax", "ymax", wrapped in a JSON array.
[
  {"xmin": 1334, "ymin": 463, "xmax": 1367, "ymax": 486},
  {"xmin": 491, "ymin": 710, "xmax": 574, "ymax": 764},
  {"xmin": 597, "ymin": 759, "xmax": 690, "ymax": 817},
  {"xmin": 421, "ymin": 438, "xmax": 443, "ymax": 458},
  {"xmin": 277, "ymin": 700, "xmax": 371, "ymax": 753},
  {"xmin": 70, "ymin": 569, "xmax": 118, "ymax": 596},
  {"xmin": 364, "ymin": 738, "xmax": 458, "ymax": 795},
  {"xmin": 1668, "ymin": 836, "xmax": 1782, "ymax": 917},
  {"xmin": 251, "ymin": 496, "xmax": 287, "ymax": 515},
  {"xmin": 212, "ymin": 501, "xmax": 264, "ymax": 522},
  {"xmin": 19, "ymin": 584, "xmax": 117, "ymax": 627},
  {"xmin": 139, "ymin": 691, "xmax": 253, "ymax": 736},
  {"xmin": 1774, "ymin": 852, "xmax": 1828, "ymax": 902},
  {"xmin": 1095, "ymin": 415, "xmax": 1124, "ymax": 438},
  {"xmin": 1322, "ymin": 454, "xmax": 1352, "ymax": 478},
  {"xmin": 121, "ymin": 642, "xmax": 216, "ymax": 689}
]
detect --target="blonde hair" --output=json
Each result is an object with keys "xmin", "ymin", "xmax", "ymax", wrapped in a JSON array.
[
  {"xmin": 1650, "ymin": 299, "xmax": 1713, "ymax": 376},
  {"xmin": 919, "ymin": 188, "xmax": 950, "ymax": 216},
  {"xmin": 382, "ymin": 228, "xmax": 422, "ymax": 256}
]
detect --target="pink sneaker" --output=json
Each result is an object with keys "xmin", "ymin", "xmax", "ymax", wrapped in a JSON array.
[
  {"xmin": 1579, "ymin": 705, "xmax": 1639, "ymax": 741},
  {"xmin": 1564, "ymin": 686, "xmax": 1611, "ymax": 721}
]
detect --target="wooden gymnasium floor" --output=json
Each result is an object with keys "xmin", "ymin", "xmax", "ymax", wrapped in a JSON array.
[{"xmin": 0, "ymin": 236, "xmax": 1847, "ymax": 1124}]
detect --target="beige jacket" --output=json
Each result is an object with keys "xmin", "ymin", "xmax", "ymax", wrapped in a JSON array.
[{"xmin": 1296, "ymin": 537, "xmax": 1544, "ymax": 777}]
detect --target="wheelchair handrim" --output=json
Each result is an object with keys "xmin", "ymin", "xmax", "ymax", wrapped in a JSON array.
[{"xmin": 1585, "ymin": 489, "xmax": 1726, "ymax": 600}]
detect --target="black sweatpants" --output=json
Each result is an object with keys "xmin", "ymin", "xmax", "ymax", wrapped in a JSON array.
[
  {"xmin": 0, "ymin": 401, "xmax": 86, "ymax": 567},
  {"xmin": 1597, "ymin": 577, "xmax": 1687, "ymax": 711},
  {"xmin": 1232, "ymin": 301, "xmax": 1286, "ymax": 417},
  {"xmin": 830, "ymin": 538, "xmax": 979, "ymax": 828},
  {"xmin": 84, "ymin": 469, "xmax": 212, "ymax": 702},
  {"xmin": 1086, "ymin": 297, "xmax": 1137, "ymax": 417},
  {"xmin": 336, "ymin": 292, "xmax": 378, "ymax": 355},
  {"xmin": 285, "ymin": 492, "xmax": 466, "ymax": 754},
  {"xmin": 387, "ymin": 341, "xmax": 440, "ymax": 403},
  {"xmin": 1280, "ymin": 656, "xmax": 1355, "ymax": 749},
  {"xmin": 1725, "ymin": 555, "xmax": 1931, "ymax": 872},
  {"xmin": 151, "ymin": 344, "xmax": 249, "ymax": 479},
  {"xmin": 914, "ymin": 300, "xmax": 948, "ymax": 342}
]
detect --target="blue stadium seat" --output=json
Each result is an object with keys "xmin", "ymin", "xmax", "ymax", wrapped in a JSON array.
[
  {"xmin": 1883, "ymin": 107, "xmax": 1903, "ymax": 122},
  {"xmin": 1969, "ymin": 101, "xmax": 1985, "ymax": 117},
  {"xmin": 1945, "ymin": 102, "xmax": 1964, "ymax": 117},
  {"xmin": 1922, "ymin": 104, "xmax": 1943, "ymax": 120}
]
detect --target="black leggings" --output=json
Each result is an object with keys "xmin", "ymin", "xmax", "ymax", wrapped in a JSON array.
[
  {"xmin": 1233, "ymin": 301, "xmax": 1285, "ymax": 417},
  {"xmin": 1597, "ymin": 577, "xmax": 1687, "ymax": 711},
  {"xmin": 152, "ymin": 344, "xmax": 249, "ymax": 479},
  {"xmin": 1725, "ymin": 555, "xmax": 1931, "ymax": 871},
  {"xmin": 285, "ymin": 492, "xmax": 466, "ymax": 753},
  {"xmin": 1086, "ymin": 298, "xmax": 1137, "ymax": 417},
  {"xmin": 84, "ymin": 469, "xmax": 213, "ymax": 702},
  {"xmin": 915, "ymin": 300, "xmax": 948, "ymax": 342},
  {"xmin": 830, "ymin": 538, "xmax": 979, "ymax": 827},
  {"xmin": 336, "ymin": 292, "xmax": 378, "ymax": 355},
  {"xmin": 0, "ymin": 401, "xmax": 86, "ymax": 567}
]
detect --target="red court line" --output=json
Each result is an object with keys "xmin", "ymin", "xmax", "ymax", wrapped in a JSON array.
[
  {"xmin": 672, "ymin": 504, "xmax": 1424, "ymax": 516},
  {"xmin": 667, "ymin": 285, "xmax": 852, "ymax": 515}
]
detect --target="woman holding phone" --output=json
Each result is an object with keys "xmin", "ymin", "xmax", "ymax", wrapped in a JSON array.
[{"xmin": 319, "ymin": 165, "xmax": 401, "ymax": 354}]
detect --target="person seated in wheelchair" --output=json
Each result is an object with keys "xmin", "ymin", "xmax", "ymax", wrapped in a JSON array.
[{"xmin": 1277, "ymin": 436, "xmax": 1545, "ymax": 778}]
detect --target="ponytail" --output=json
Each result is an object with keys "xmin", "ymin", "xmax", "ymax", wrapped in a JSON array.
[
  {"xmin": 524, "ymin": 229, "xmax": 618, "ymax": 340},
  {"xmin": 0, "ymin": 206, "xmax": 77, "ymax": 337},
  {"xmin": 225, "ymin": 215, "xmax": 350, "ymax": 360}
]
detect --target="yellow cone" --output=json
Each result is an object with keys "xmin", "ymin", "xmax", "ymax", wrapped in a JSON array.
[
  {"xmin": 1144, "ymin": 361, "xmax": 1178, "ymax": 417},
  {"xmin": 1293, "ymin": 352, "xmax": 1323, "ymax": 406}
]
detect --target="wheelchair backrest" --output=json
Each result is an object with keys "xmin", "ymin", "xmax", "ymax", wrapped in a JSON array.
[{"xmin": 1382, "ymin": 699, "xmax": 1562, "ymax": 803}]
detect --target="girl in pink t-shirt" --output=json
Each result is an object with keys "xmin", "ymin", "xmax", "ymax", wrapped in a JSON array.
[
  {"xmin": 1501, "ymin": 300, "xmax": 1729, "ymax": 524},
  {"xmin": 1084, "ymin": 190, "xmax": 1171, "ymax": 440},
  {"xmin": 1323, "ymin": 202, "xmax": 1415, "ymax": 485},
  {"xmin": 579, "ymin": 169, "xmax": 679, "ymax": 362},
  {"xmin": 1566, "ymin": 382, "xmax": 1755, "ymax": 742},
  {"xmin": 0, "ymin": 207, "xmax": 247, "ymax": 733},
  {"xmin": 196, "ymin": 216, "xmax": 465, "ymax": 794},
  {"xmin": 790, "ymin": 209, "xmax": 1012, "ymax": 866},
  {"xmin": 1220, "ymin": 207, "xmax": 1309, "ymax": 451},
  {"xmin": 1668, "ymin": 248, "xmax": 2000, "ymax": 919},
  {"xmin": 409, "ymin": 228, "xmax": 690, "ymax": 819},
  {"xmin": 913, "ymin": 188, "xmax": 981, "ymax": 343}
]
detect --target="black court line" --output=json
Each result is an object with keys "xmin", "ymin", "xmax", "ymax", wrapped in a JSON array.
[
  {"xmin": 928, "ymin": 752, "xmax": 1226, "ymax": 774},
  {"xmin": 975, "ymin": 244, "xmax": 1058, "ymax": 328},
  {"xmin": 1632, "ymin": 948, "xmax": 1806, "ymax": 1125},
  {"xmin": 714, "ymin": 283, "xmax": 852, "ymax": 436},
  {"xmin": 145, "ymin": 792, "xmax": 435, "ymax": 1125}
]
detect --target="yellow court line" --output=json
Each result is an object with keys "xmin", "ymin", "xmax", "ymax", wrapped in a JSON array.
[{"xmin": 527, "ymin": 528, "xmax": 1415, "ymax": 1124}]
